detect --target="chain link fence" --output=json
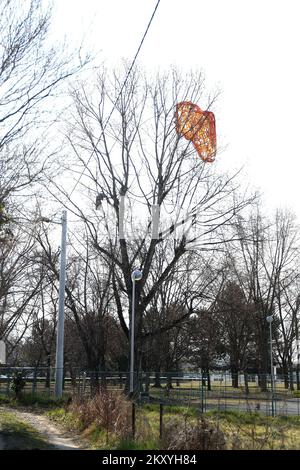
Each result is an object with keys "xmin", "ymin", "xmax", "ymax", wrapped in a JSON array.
[{"xmin": 1, "ymin": 367, "xmax": 300, "ymax": 416}]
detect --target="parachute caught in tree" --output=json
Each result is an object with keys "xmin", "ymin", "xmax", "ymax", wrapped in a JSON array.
[{"xmin": 175, "ymin": 101, "xmax": 216, "ymax": 162}]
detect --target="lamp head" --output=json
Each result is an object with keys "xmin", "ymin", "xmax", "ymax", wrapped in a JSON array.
[
  {"xmin": 96, "ymin": 193, "xmax": 106, "ymax": 210},
  {"xmin": 36, "ymin": 216, "xmax": 52, "ymax": 223},
  {"xmin": 132, "ymin": 269, "xmax": 142, "ymax": 281},
  {"xmin": 266, "ymin": 315, "xmax": 273, "ymax": 323}
]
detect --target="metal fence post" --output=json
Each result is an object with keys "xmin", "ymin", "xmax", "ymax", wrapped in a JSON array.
[
  {"xmin": 159, "ymin": 403, "xmax": 163, "ymax": 440},
  {"xmin": 201, "ymin": 378, "xmax": 204, "ymax": 413},
  {"xmin": 132, "ymin": 402, "xmax": 136, "ymax": 439},
  {"xmin": 32, "ymin": 369, "xmax": 37, "ymax": 396},
  {"xmin": 6, "ymin": 369, "xmax": 10, "ymax": 396}
]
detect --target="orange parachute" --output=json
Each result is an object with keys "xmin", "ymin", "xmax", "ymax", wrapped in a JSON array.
[{"xmin": 175, "ymin": 101, "xmax": 216, "ymax": 162}]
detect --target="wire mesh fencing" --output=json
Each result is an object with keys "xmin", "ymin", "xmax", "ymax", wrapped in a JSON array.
[{"xmin": 1, "ymin": 367, "xmax": 300, "ymax": 417}]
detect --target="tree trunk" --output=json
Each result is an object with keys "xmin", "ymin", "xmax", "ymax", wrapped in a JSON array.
[
  {"xmin": 176, "ymin": 363, "xmax": 180, "ymax": 387},
  {"xmin": 296, "ymin": 364, "xmax": 300, "ymax": 391},
  {"xmin": 100, "ymin": 357, "xmax": 107, "ymax": 390},
  {"xmin": 202, "ymin": 368, "xmax": 211, "ymax": 391},
  {"xmin": 282, "ymin": 362, "xmax": 289, "ymax": 389},
  {"xmin": 258, "ymin": 372, "xmax": 268, "ymax": 393},
  {"xmin": 69, "ymin": 367, "xmax": 77, "ymax": 388},
  {"xmin": 166, "ymin": 371, "xmax": 173, "ymax": 390},
  {"xmin": 288, "ymin": 359, "xmax": 294, "ymax": 391},
  {"xmin": 87, "ymin": 355, "xmax": 101, "ymax": 395},
  {"xmin": 153, "ymin": 371, "xmax": 162, "ymax": 388},
  {"xmin": 244, "ymin": 371, "xmax": 249, "ymax": 395},
  {"xmin": 259, "ymin": 347, "xmax": 268, "ymax": 392},
  {"xmin": 231, "ymin": 365, "xmax": 239, "ymax": 388},
  {"xmin": 145, "ymin": 372, "xmax": 150, "ymax": 393},
  {"xmin": 45, "ymin": 354, "xmax": 51, "ymax": 389}
]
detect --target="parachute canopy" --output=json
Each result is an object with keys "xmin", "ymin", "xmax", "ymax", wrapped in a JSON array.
[{"xmin": 175, "ymin": 101, "xmax": 216, "ymax": 162}]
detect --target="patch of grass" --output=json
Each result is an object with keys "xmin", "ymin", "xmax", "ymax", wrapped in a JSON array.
[
  {"xmin": 0, "ymin": 394, "xmax": 11, "ymax": 405},
  {"xmin": 18, "ymin": 392, "xmax": 69, "ymax": 407},
  {"xmin": 47, "ymin": 408, "xmax": 111, "ymax": 449},
  {"xmin": 44, "ymin": 397, "xmax": 300, "ymax": 450},
  {"xmin": 274, "ymin": 414, "xmax": 300, "ymax": 426},
  {"xmin": 207, "ymin": 409, "xmax": 268, "ymax": 425},
  {"xmin": 0, "ymin": 392, "xmax": 70, "ymax": 408},
  {"xmin": 207, "ymin": 409, "xmax": 300, "ymax": 428},
  {"xmin": 47, "ymin": 408, "xmax": 84, "ymax": 431},
  {"xmin": 83, "ymin": 423, "xmax": 108, "ymax": 445},
  {"xmin": 46, "ymin": 400, "xmax": 160, "ymax": 450},
  {"xmin": 204, "ymin": 409, "xmax": 300, "ymax": 449},
  {"xmin": 142, "ymin": 403, "xmax": 199, "ymax": 417},
  {"xmin": 0, "ymin": 410, "xmax": 52, "ymax": 450},
  {"xmin": 116, "ymin": 438, "xmax": 159, "ymax": 450}
]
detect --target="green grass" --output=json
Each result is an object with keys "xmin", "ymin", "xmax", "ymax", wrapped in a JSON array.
[
  {"xmin": 0, "ymin": 410, "xmax": 52, "ymax": 450},
  {"xmin": 4, "ymin": 390, "xmax": 299, "ymax": 450},
  {"xmin": 149, "ymin": 380, "xmax": 298, "ymax": 400},
  {"xmin": 203, "ymin": 409, "xmax": 300, "ymax": 449},
  {"xmin": 47, "ymin": 407, "xmax": 84, "ymax": 431},
  {"xmin": 142, "ymin": 402, "xmax": 199, "ymax": 417},
  {"xmin": 0, "ymin": 392, "xmax": 70, "ymax": 408},
  {"xmin": 207, "ymin": 409, "xmax": 300, "ymax": 426},
  {"xmin": 45, "ymin": 402, "xmax": 300, "ymax": 450},
  {"xmin": 116, "ymin": 438, "xmax": 159, "ymax": 450},
  {"xmin": 46, "ymin": 406, "xmax": 161, "ymax": 450},
  {"xmin": 207, "ymin": 409, "xmax": 271, "ymax": 425},
  {"xmin": 0, "ymin": 394, "xmax": 11, "ymax": 405}
]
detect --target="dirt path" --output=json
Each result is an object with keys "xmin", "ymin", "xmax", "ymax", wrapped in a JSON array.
[{"xmin": 0, "ymin": 406, "xmax": 89, "ymax": 450}]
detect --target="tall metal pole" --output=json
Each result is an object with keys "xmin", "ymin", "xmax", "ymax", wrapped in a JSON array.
[
  {"xmin": 267, "ymin": 316, "xmax": 275, "ymax": 417},
  {"xmin": 130, "ymin": 278, "xmax": 136, "ymax": 394},
  {"xmin": 296, "ymin": 296, "xmax": 300, "ymax": 391},
  {"xmin": 296, "ymin": 316, "xmax": 300, "ymax": 390},
  {"xmin": 55, "ymin": 210, "xmax": 67, "ymax": 398}
]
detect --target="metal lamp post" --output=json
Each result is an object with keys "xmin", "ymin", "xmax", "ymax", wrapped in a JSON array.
[
  {"xmin": 39, "ymin": 211, "xmax": 68, "ymax": 398},
  {"xmin": 54, "ymin": 210, "xmax": 67, "ymax": 398},
  {"xmin": 130, "ymin": 269, "xmax": 142, "ymax": 394},
  {"xmin": 266, "ymin": 315, "xmax": 275, "ymax": 417}
]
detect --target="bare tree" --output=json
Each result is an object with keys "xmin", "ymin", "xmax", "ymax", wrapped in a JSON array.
[
  {"xmin": 0, "ymin": 225, "xmax": 43, "ymax": 355},
  {"xmin": 272, "ymin": 211, "xmax": 300, "ymax": 390},
  {"xmin": 0, "ymin": 0, "xmax": 89, "ymax": 355},
  {"xmin": 35, "ymin": 225, "xmax": 118, "ymax": 389},
  {"xmin": 46, "ymin": 64, "xmax": 254, "ymax": 391},
  {"xmin": 187, "ymin": 309, "xmax": 224, "ymax": 391},
  {"xmin": 225, "ymin": 208, "xmax": 300, "ymax": 391},
  {"xmin": 0, "ymin": 0, "xmax": 89, "ymax": 223},
  {"xmin": 215, "ymin": 281, "xmax": 255, "ymax": 389}
]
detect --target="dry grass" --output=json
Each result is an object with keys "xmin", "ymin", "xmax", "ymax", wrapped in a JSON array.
[
  {"xmin": 162, "ymin": 415, "xmax": 226, "ymax": 450},
  {"xmin": 47, "ymin": 394, "xmax": 300, "ymax": 450},
  {"xmin": 69, "ymin": 390, "xmax": 132, "ymax": 443}
]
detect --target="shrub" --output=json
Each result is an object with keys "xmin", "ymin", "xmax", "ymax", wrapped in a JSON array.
[
  {"xmin": 69, "ymin": 390, "xmax": 132, "ymax": 441},
  {"xmin": 162, "ymin": 416, "xmax": 226, "ymax": 450},
  {"xmin": 10, "ymin": 371, "xmax": 26, "ymax": 399}
]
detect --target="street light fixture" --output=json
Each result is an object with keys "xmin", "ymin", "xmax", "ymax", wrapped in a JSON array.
[
  {"xmin": 95, "ymin": 195, "xmax": 142, "ymax": 394},
  {"xmin": 266, "ymin": 315, "xmax": 276, "ymax": 417},
  {"xmin": 130, "ymin": 268, "xmax": 142, "ymax": 394}
]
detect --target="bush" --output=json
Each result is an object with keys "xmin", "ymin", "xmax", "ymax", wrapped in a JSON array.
[
  {"xmin": 69, "ymin": 390, "xmax": 132, "ymax": 441},
  {"xmin": 162, "ymin": 416, "xmax": 226, "ymax": 450},
  {"xmin": 10, "ymin": 371, "xmax": 26, "ymax": 399}
]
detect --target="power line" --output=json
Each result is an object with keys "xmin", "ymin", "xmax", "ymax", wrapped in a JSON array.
[{"xmin": 69, "ymin": 0, "xmax": 162, "ymax": 198}]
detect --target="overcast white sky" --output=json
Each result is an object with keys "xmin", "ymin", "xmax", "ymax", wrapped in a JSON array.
[{"xmin": 52, "ymin": 0, "xmax": 300, "ymax": 220}]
